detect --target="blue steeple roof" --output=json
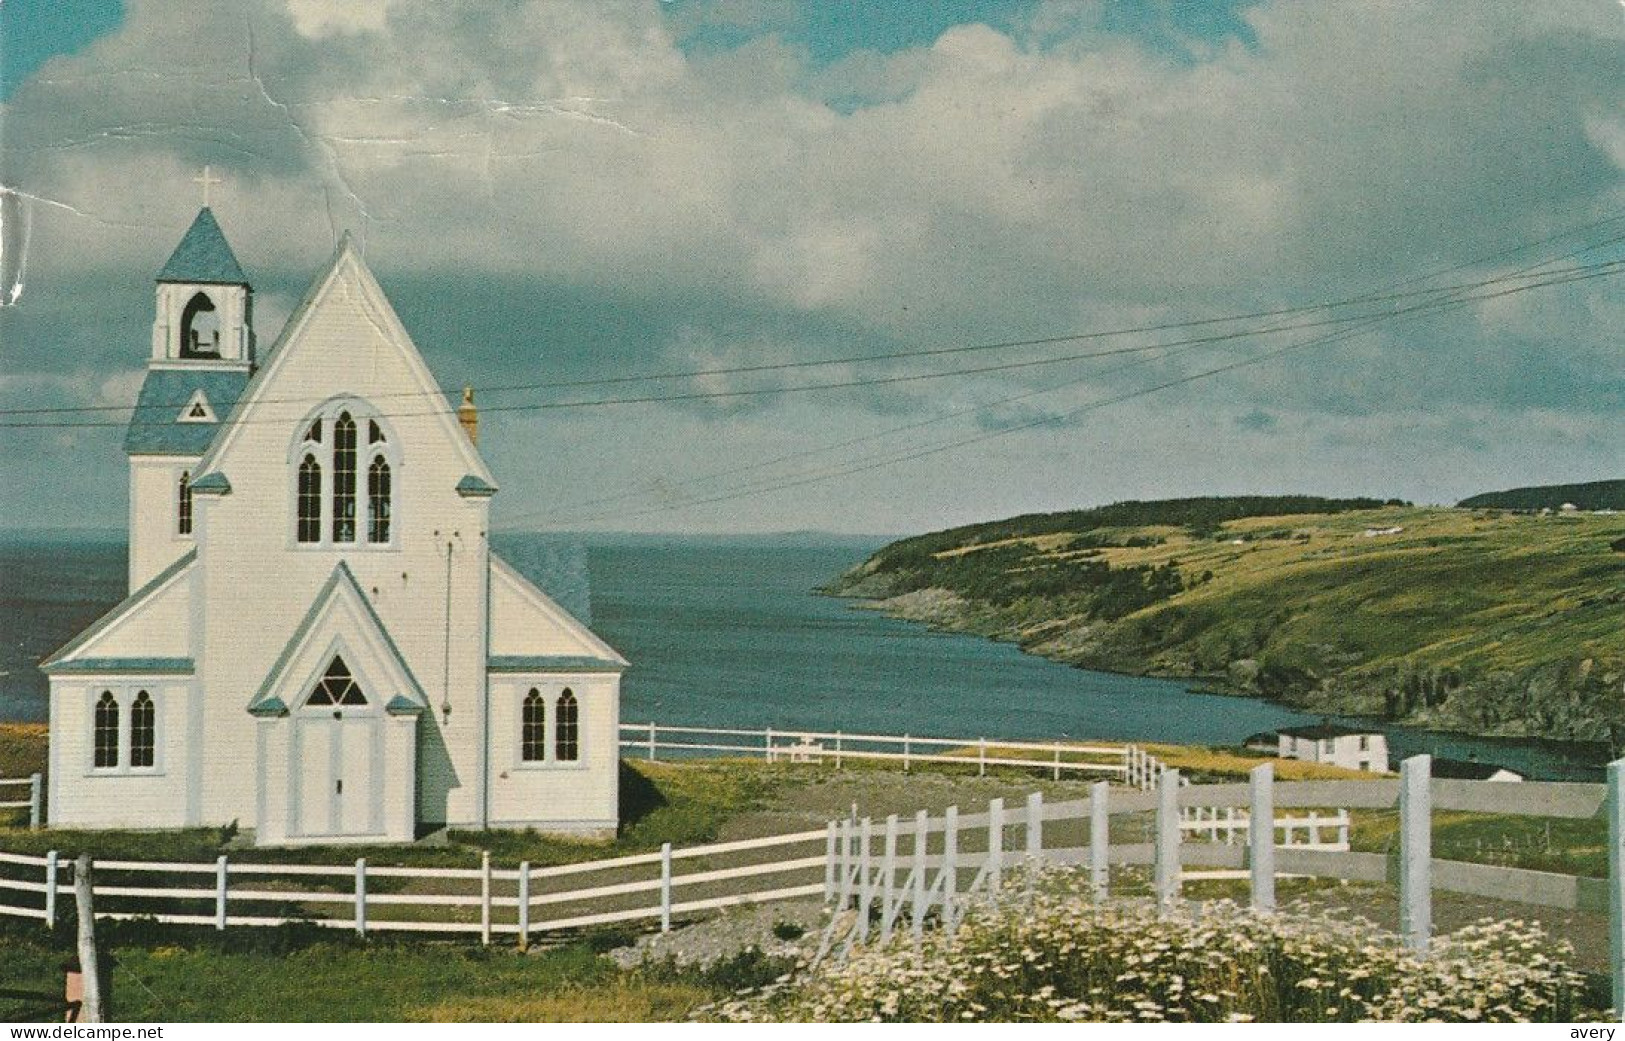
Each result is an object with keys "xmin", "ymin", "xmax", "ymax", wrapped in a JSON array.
[{"xmin": 157, "ymin": 207, "xmax": 247, "ymax": 285}]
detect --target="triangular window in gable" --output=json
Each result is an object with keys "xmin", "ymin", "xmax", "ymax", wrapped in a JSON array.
[
  {"xmin": 304, "ymin": 656, "xmax": 368, "ymax": 707},
  {"xmin": 177, "ymin": 388, "xmax": 216, "ymax": 424}
]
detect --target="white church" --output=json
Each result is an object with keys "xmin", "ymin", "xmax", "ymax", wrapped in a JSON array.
[{"xmin": 42, "ymin": 204, "xmax": 628, "ymax": 845}]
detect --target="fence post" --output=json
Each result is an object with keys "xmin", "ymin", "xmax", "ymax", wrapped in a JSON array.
[
  {"xmin": 1025, "ymin": 791, "xmax": 1043, "ymax": 898},
  {"xmin": 903, "ymin": 734, "xmax": 910, "ymax": 773},
  {"xmin": 1399, "ymin": 754, "xmax": 1432, "ymax": 954},
  {"xmin": 943, "ymin": 805, "xmax": 959, "ymax": 937},
  {"xmin": 215, "ymin": 854, "xmax": 229, "ymax": 931},
  {"xmin": 1337, "ymin": 810, "xmax": 1350, "ymax": 849},
  {"xmin": 354, "ymin": 858, "xmax": 367, "ymax": 939},
  {"xmin": 765, "ymin": 726, "xmax": 774, "ymax": 762},
  {"xmin": 1249, "ymin": 762, "xmax": 1275, "ymax": 914},
  {"xmin": 1607, "ymin": 758, "xmax": 1624, "ymax": 1023},
  {"xmin": 74, "ymin": 855, "xmax": 103, "ymax": 1023},
  {"xmin": 518, "ymin": 861, "xmax": 531, "ymax": 951},
  {"xmin": 835, "ymin": 731, "xmax": 843, "ymax": 770},
  {"xmin": 912, "ymin": 808, "xmax": 928, "ymax": 944},
  {"xmin": 1154, "ymin": 768, "xmax": 1181, "ymax": 911},
  {"xmin": 1090, "ymin": 780, "xmax": 1109, "ymax": 901},
  {"xmin": 1053, "ymin": 743, "xmax": 1062, "ymax": 781},
  {"xmin": 660, "ymin": 842, "xmax": 673, "ymax": 933},
  {"xmin": 480, "ymin": 851, "xmax": 493, "ymax": 946},
  {"xmin": 845, "ymin": 815, "xmax": 858, "ymax": 902},
  {"xmin": 856, "ymin": 817, "xmax": 873, "ymax": 942},
  {"xmin": 824, "ymin": 820, "xmax": 837, "ymax": 903},
  {"xmin": 978, "ymin": 738, "xmax": 987, "ymax": 777},
  {"xmin": 987, "ymin": 797, "xmax": 1004, "ymax": 895},
  {"xmin": 880, "ymin": 814, "xmax": 898, "ymax": 940},
  {"xmin": 648, "ymin": 721, "xmax": 657, "ymax": 762},
  {"xmin": 28, "ymin": 773, "xmax": 42, "ymax": 830},
  {"xmin": 44, "ymin": 850, "xmax": 58, "ymax": 930}
]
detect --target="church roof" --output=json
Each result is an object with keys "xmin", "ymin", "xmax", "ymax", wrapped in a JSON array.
[
  {"xmin": 42, "ymin": 549, "xmax": 197, "ymax": 670},
  {"xmin": 124, "ymin": 368, "xmax": 251, "ymax": 455},
  {"xmin": 158, "ymin": 208, "xmax": 248, "ymax": 285}
]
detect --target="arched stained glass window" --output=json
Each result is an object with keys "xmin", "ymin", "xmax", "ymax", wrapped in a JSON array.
[
  {"xmin": 178, "ymin": 470, "xmax": 193, "ymax": 535},
  {"xmin": 306, "ymin": 656, "xmax": 368, "ymax": 706},
  {"xmin": 94, "ymin": 691, "xmax": 119, "ymax": 768},
  {"xmin": 297, "ymin": 455, "xmax": 322, "ymax": 543},
  {"xmin": 332, "ymin": 413, "xmax": 357, "ymax": 543},
  {"xmin": 367, "ymin": 457, "xmax": 392, "ymax": 544},
  {"xmin": 555, "ymin": 690, "xmax": 579, "ymax": 762},
  {"xmin": 521, "ymin": 689, "xmax": 545, "ymax": 762},
  {"xmin": 130, "ymin": 691, "xmax": 155, "ymax": 768}
]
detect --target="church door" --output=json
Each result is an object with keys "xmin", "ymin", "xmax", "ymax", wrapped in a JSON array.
[{"xmin": 293, "ymin": 656, "xmax": 383, "ymax": 838}]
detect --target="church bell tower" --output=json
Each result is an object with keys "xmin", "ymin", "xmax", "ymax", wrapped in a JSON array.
[
  {"xmin": 125, "ymin": 186, "xmax": 257, "ymax": 592},
  {"xmin": 151, "ymin": 206, "xmax": 255, "ymax": 370}
]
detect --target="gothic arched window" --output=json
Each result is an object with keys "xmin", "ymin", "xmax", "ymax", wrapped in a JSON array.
[
  {"xmin": 297, "ymin": 455, "xmax": 322, "ymax": 543},
  {"xmin": 178, "ymin": 470, "xmax": 193, "ymax": 535},
  {"xmin": 332, "ymin": 412, "xmax": 357, "ymax": 543},
  {"xmin": 179, "ymin": 291, "xmax": 221, "ymax": 358},
  {"xmin": 130, "ymin": 691, "xmax": 156, "ymax": 768},
  {"xmin": 367, "ymin": 457, "xmax": 392, "ymax": 544},
  {"xmin": 555, "ymin": 689, "xmax": 579, "ymax": 762},
  {"xmin": 94, "ymin": 691, "xmax": 119, "ymax": 768},
  {"xmin": 521, "ymin": 689, "xmax": 545, "ymax": 762},
  {"xmin": 292, "ymin": 400, "xmax": 397, "ymax": 548}
]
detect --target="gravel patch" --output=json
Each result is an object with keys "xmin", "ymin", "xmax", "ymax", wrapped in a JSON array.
[{"xmin": 608, "ymin": 897, "xmax": 829, "ymax": 971}]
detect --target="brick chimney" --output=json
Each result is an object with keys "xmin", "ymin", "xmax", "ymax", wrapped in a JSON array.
[{"xmin": 458, "ymin": 386, "xmax": 479, "ymax": 445}]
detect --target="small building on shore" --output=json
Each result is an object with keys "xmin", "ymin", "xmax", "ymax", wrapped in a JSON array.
[
  {"xmin": 1430, "ymin": 756, "xmax": 1524, "ymax": 782},
  {"xmin": 1276, "ymin": 723, "xmax": 1388, "ymax": 772}
]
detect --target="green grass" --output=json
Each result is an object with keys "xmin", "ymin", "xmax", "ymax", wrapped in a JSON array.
[
  {"xmin": 829, "ymin": 503, "xmax": 1625, "ymax": 743},
  {"xmin": 0, "ymin": 919, "xmax": 720, "ymax": 1022},
  {"xmin": 1351, "ymin": 809, "xmax": 1607, "ymax": 878}
]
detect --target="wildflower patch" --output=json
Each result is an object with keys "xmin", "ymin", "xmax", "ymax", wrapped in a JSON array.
[{"xmin": 710, "ymin": 870, "xmax": 1603, "ymax": 1023}]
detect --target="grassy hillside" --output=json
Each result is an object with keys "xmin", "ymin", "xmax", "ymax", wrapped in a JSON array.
[
  {"xmin": 824, "ymin": 500, "xmax": 1625, "ymax": 745},
  {"xmin": 1458, "ymin": 478, "xmax": 1625, "ymax": 512}
]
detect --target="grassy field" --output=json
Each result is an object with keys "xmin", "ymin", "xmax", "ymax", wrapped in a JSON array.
[{"xmin": 826, "ymin": 501, "xmax": 1625, "ymax": 744}]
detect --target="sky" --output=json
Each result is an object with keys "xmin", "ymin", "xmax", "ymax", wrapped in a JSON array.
[{"xmin": 0, "ymin": 0, "xmax": 1621, "ymax": 535}]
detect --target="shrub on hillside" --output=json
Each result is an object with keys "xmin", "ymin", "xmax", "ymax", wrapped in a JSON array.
[{"xmin": 710, "ymin": 873, "xmax": 1596, "ymax": 1023}]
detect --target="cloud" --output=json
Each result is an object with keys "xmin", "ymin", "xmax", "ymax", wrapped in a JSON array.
[{"xmin": 0, "ymin": 0, "xmax": 1621, "ymax": 532}]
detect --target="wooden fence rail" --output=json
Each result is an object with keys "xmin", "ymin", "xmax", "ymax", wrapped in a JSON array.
[
  {"xmin": 619, "ymin": 721, "xmax": 1130, "ymax": 780},
  {"xmin": 0, "ymin": 775, "xmax": 41, "ymax": 830}
]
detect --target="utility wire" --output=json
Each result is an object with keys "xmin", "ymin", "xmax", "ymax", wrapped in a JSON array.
[
  {"xmin": 513, "ymin": 260, "xmax": 1624, "ymax": 527},
  {"xmin": 8, "ymin": 218, "xmax": 1624, "ymax": 420},
  {"xmin": 5, "ymin": 258, "xmax": 1618, "ymax": 432},
  {"xmin": 493, "ymin": 220, "xmax": 1625, "ymax": 524}
]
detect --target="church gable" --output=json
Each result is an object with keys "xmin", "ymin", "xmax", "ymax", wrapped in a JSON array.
[
  {"xmin": 248, "ymin": 562, "xmax": 428, "ymax": 718},
  {"xmin": 195, "ymin": 236, "xmax": 492, "ymax": 488},
  {"xmin": 42, "ymin": 550, "xmax": 196, "ymax": 669},
  {"xmin": 488, "ymin": 553, "xmax": 628, "ymax": 666}
]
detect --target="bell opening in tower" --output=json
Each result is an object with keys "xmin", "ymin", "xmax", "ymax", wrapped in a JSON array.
[{"xmin": 180, "ymin": 290, "xmax": 222, "ymax": 358}]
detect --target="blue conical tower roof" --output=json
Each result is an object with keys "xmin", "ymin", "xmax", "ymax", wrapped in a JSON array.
[{"xmin": 157, "ymin": 207, "xmax": 247, "ymax": 285}]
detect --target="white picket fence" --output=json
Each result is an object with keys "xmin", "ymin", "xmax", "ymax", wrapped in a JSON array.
[
  {"xmin": 0, "ymin": 774, "xmax": 41, "ymax": 829},
  {"xmin": 620, "ymin": 721, "xmax": 1131, "ymax": 781}
]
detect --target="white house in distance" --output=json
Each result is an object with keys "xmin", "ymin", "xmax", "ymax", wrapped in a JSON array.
[
  {"xmin": 42, "ymin": 206, "xmax": 628, "ymax": 845},
  {"xmin": 1276, "ymin": 723, "xmax": 1388, "ymax": 773}
]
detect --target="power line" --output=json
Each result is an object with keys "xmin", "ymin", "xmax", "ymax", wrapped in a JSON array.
[
  {"xmin": 5, "ymin": 258, "xmax": 1619, "ymax": 432},
  {"xmin": 8, "ymin": 221, "xmax": 1624, "ymax": 421},
  {"xmin": 507, "ymin": 260, "xmax": 1624, "ymax": 527},
  {"xmin": 491, "ymin": 220, "xmax": 1625, "ymax": 525}
]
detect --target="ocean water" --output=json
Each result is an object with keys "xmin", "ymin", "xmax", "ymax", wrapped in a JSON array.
[{"xmin": 0, "ymin": 531, "xmax": 1605, "ymax": 780}]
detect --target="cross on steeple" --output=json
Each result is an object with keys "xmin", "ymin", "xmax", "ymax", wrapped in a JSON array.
[{"xmin": 192, "ymin": 165, "xmax": 223, "ymax": 207}]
